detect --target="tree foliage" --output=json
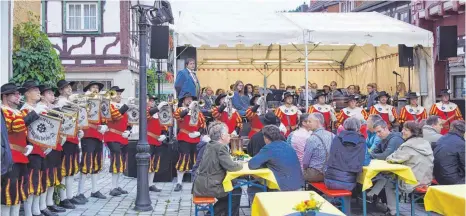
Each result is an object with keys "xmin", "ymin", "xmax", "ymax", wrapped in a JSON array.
[{"xmin": 11, "ymin": 13, "xmax": 64, "ymax": 87}]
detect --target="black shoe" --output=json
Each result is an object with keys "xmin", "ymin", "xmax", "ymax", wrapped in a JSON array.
[
  {"xmin": 149, "ymin": 185, "xmax": 162, "ymax": 192},
  {"xmin": 366, "ymin": 194, "xmax": 378, "ymax": 204},
  {"xmin": 91, "ymin": 191, "xmax": 107, "ymax": 199},
  {"xmin": 117, "ymin": 187, "xmax": 128, "ymax": 194},
  {"xmin": 70, "ymin": 196, "xmax": 86, "ymax": 205},
  {"xmin": 47, "ymin": 205, "xmax": 66, "ymax": 213},
  {"xmin": 77, "ymin": 193, "xmax": 89, "ymax": 203},
  {"xmin": 109, "ymin": 188, "xmax": 122, "ymax": 196},
  {"xmin": 58, "ymin": 199, "xmax": 75, "ymax": 209},
  {"xmin": 41, "ymin": 209, "xmax": 58, "ymax": 216},
  {"xmin": 174, "ymin": 183, "xmax": 183, "ymax": 192}
]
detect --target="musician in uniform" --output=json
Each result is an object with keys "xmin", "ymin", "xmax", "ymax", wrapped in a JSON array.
[
  {"xmin": 173, "ymin": 93, "xmax": 206, "ymax": 192},
  {"xmin": 55, "ymin": 80, "xmax": 85, "ymax": 208},
  {"xmin": 79, "ymin": 81, "xmax": 108, "ymax": 200},
  {"xmin": 211, "ymin": 93, "xmax": 243, "ymax": 136},
  {"xmin": 104, "ymin": 86, "xmax": 131, "ymax": 196},
  {"xmin": 245, "ymin": 94, "xmax": 264, "ymax": 139},
  {"xmin": 1, "ymin": 83, "xmax": 37, "ymax": 216},
  {"xmin": 19, "ymin": 80, "xmax": 52, "ymax": 216},
  {"xmin": 36, "ymin": 85, "xmax": 67, "ymax": 215},
  {"xmin": 146, "ymin": 101, "xmax": 169, "ymax": 192},
  {"xmin": 275, "ymin": 92, "xmax": 300, "ymax": 137},
  {"xmin": 369, "ymin": 91, "xmax": 398, "ymax": 129},
  {"xmin": 337, "ymin": 95, "xmax": 368, "ymax": 126},
  {"xmin": 429, "ymin": 89, "xmax": 464, "ymax": 135},
  {"xmin": 398, "ymin": 92, "xmax": 427, "ymax": 125},
  {"xmin": 307, "ymin": 92, "xmax": 337, "ymax": 131}
]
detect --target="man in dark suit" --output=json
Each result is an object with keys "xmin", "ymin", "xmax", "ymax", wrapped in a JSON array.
[{"xmin": 175, "ymin": 58, "xmax": 200, "ymax": 99}]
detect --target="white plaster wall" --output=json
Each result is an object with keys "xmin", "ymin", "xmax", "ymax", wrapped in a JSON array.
[
  {"xmin": 69, "ymin": 37, "xmax": 91, "ymax": 55},
  {"xmin": 47, "ymin": 1, "xmax": 62, "ymax": 33},
  {"xmin": 65, "ymin": 70, "xmax": 139, "ymax": 99},
  {"xmin": 105, "ymin": 41, "xmax": 120, "ymax": 55},
  {"xmin": 0, "ymin": 0, "xmax": 11, "ymax": 85},
  {"xmin": 103, "ymin": 1, "xmax": 120, "ymax": 33},
  {"xmin": 95, "ymin": 37, "xmax": 118, "ymax": 55}
]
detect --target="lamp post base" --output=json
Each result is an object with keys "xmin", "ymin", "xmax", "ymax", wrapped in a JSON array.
[{"xmin": 133, "ymin": 144, "xmax": 153, "ymax": 212}]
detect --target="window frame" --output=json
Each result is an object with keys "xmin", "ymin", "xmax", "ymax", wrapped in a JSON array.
[{"xmin": 63, "ymin": 0, "xmax": 101, "ymax": 35}]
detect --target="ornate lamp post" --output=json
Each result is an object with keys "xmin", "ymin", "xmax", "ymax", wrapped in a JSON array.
[{"xmin": 130, "ymin": 0, "xmax": 154, "ymax": 211}]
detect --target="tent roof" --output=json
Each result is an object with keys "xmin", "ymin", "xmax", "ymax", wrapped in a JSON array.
[{"xmin": 175, "ymin": 11, "xmax": 433, "ymax": 47}]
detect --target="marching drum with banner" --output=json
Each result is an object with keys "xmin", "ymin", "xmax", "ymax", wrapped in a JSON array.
[
  {"xmin": 87, "ymin": 98, "xmax": 101, "ymax": 123},
  {"xmin": 101, "ymin": 98, "xmax": 111, "ymax": 121},
  {"xmin": 27, "ymin": 114, "xmax": 62, "ymax": 150},
  {"xmin": 58, "ymin": 110, "xmax": 78, "ymax": 137},
  {"xmin": 159, "ymin": 104, "xmax": 174, "ymax": 126},
  {"xmin": 127, "ymin": 104, "xmax": 140, "ymax": 125}
]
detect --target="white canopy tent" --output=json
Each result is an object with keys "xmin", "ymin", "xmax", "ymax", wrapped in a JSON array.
[{"xmin": 173, "ymin": 11, "xmax": 434, "ymax": 108}]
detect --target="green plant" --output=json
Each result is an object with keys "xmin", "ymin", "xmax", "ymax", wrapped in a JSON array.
[
  {"xmin": 11, "ymin": 12, "xmax": 64, "ymax": 87},
  {"xmin": 53, "ymin": 184, "xmax": 66, "ymax": 205}
]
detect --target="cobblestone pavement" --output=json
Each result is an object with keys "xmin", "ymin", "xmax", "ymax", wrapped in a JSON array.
[{"xmin": 52, "ymin": 158, "xmax": 432, "ymax": 216}]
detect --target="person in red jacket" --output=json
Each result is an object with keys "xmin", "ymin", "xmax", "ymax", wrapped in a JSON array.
[
  {"xmin": 369, "ymin": 91, "xmax": 398, "ymax": 129},
  {"xmin": 275, "ymin": 92, "xmax": 300, "ymax": 137},
  {"xmin": 429, "ymin": 89, "xmax": 464, "ymax": 135},
  {"xmin": 211, "ymin": 93, "xmax": 243, "ymax": 136},
  {"xmin": 55, "ymin": 80, "xmax": 85, "ymax": 208},
  {"xmin": 173, "ymin": 93, "xmax": 206, "ymax": 192},
  {"xmin": 19, "ymin": 81, "xmax": 55, "ymax": 216},
  {"xmin": 104, "ymin": 86, "xmax": 131, "ymax": 197},
  {"xmin": 1, "ymin": 83, "xmax": 38, "ymax": 216},
  {"xmin": 245, "ymin": 95, "xmax": 264, "ymax": 139},
  {"xmin": 78, "ymin": 81, "xmax": 108, "ymax": 200},
  {"xmin": 36, "ymin": 85, "xmax": 68, "ymax": 215},
  {"xmin": 307, "ymin": 92, "xmax": 337, "ymax": 131},
  {"xmin": 146, "ymin": 101, "xmax": 169, "ymax": 192},
  {"xmin": 399, "ymin": 92, "xmax": 427, "ymax": 125},
  {"xmin": 336, "ymin": 95, "xmax": 368, "ymax": 127}
]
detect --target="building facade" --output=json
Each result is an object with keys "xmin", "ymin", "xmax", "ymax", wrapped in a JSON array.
[{"xmin": 44, "ymin": 0, "xmax": 142, "ymax": 98}]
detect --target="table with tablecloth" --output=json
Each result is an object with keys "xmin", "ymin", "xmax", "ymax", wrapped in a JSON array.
[
  {"xmin": 424, "ymin": 184, "xmax": 466, "ymax": 216},
  {"xmin": 357, "ymin": 159, "xmax": 418, "ymax": 216},
  {"xmin": 251, "ymin": 191, "xmax": 345, "ymax": 216},
  {"xmin": 222, "ymin": 163, "xmax": 279, "ymax": 192}
]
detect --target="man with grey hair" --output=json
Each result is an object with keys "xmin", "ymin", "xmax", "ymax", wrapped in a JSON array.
[
  {"xmin": 193, "ymin": 122, "xmax": 243, "ymax": 215},
  {"xmin": 302, "ymin": 113, "xmax": 335, "ymax": 182},
  {"xmin": 433, "ymin": 120, "xmax": 465, "ymax": 185},
  {"xmin": 370, "ymin": 120, "xmax": 403, "ymax": 160},
  {"xmin": 422, "ymin": 115, "xmax": 443, "ymax": 149},
  {"xmin": 366, "ymin": 114, "xmax": 383, "ymax": 151}
]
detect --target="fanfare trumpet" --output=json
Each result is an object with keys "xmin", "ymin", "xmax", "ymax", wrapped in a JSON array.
[
  {"xmin": 226, "ymin": 90, "xmax": 234, "ymax": 99},
  {"xmin": 198, "ymin": 99, "xmax": 206, "ymax": 107},
  {"xmin": 168, "ymin": 99, "xmax": 178, "ymax": 105}
]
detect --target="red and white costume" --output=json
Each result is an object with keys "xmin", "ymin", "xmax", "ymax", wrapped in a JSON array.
[
  {"xmin": 399, "ymin": 105, "xmax": 427, "ymax": 124},
  {"xmin": 337, "ymin": 107, "xmax": 368, "ymax": 127},
  {"xmin": 308, "ymin": 104, "xmax": 336, "ymax": 131},
  {"xmin": 369, "ymin": 103, "xmax": 398, "ymax": 129},
  {"xmin": 275, "ymin": 105, "xmax": 301, "ymax": 137},
  {"xmin": 212, "ymin": 107, "xmax": 243, "ymax": 134},
  {"xmin": 429, "ymin": 102, "xmax": 464, "ymax": 135},
  {"xmin": 245, "ymin": 107, "xmax": 263, "ymax": 138}
]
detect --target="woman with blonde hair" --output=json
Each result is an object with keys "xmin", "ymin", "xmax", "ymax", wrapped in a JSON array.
[
  {"xmin": 201, "ymin": 86, "xmax": 216, "ymax": 110},
  {"xmin": 231, "ymin": 80, "xmax": 249, "ymax": 115},
  {"xmin": 396, "ymin": 82, "xmax": 407, "ymax": 98}
]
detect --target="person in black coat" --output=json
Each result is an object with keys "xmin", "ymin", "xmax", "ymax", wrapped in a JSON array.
[
  {"xmin": 1, "ymin": 110, "xmax": 13, "ymax": 175},
  {"xmin": 433, "ymin": 120, "xmax": 465, "ymax": 185},
  {"xmin": 246, "ymin": 112, "xmax": 280, "ymax": 157}
]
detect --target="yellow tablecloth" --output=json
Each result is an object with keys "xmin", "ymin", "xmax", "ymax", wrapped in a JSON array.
[
  {"xmin": 251, "ymin": 191, "xmax": 345, "ymax": 216},
  {"xmin": 424, "ymin": 184, "xmax": 466, "ymax": 216},
  {"xmin": 222, "ymin": 163, "xmax": 279, "ymax": 192},
  {"xmin": 357, "ymin": 160, "xmax": 417, "ymax": 191}
]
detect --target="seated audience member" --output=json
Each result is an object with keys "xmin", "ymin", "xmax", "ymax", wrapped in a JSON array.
[
  {"xmin": 434, "ymin": 120, "xmax": 465, "ymax": 185},
  {"xmin": 370, "ymin": 120, "xmax": 404, "ymax": 160},
  {"xmin": 324, "ymin": 117, "xmax": 366, "ymax": 191},
  {"xmin": 383, "ymin": 121, "xmax": 434, "ymax": 216},
  {"xmin": 249, "ymin": 125, "xmax": 304, "ymax": 192},
  {"xmin": 215, "ymin": 88, "xmax": 225, "ymax": 96},
  {"xmin": 366, "ymin": 114, "xmax": 383, "ymax": 151},
  {"xmin": 231, "ymin": 81, "xmax": 249, "ymax": 115},
  {"xmin": 201, "ymin": 86, "xmax": 217, "ymax": 111},
  {"xmin": 290, "ymin": 113, "xmax": 312, "ymax": 168},
  {"xmin": 247, "ymin": 112, "xmax": 280, "ymax": 157},
  {"xmin": 193, "ymin": 122, "xmax": 243, "ymax": 216},
  {"xmin": 269, "ymin": 85, "xmax": 277, "ymax": 90},
  {"xmin": 422, "ymin": 115, "xmax": 443, "ymax": 149},
  {"xmin": 302, "ymin": 113, "xmax": 335, "ymax": 182}
]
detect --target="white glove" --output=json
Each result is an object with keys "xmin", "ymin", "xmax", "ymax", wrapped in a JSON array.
[
  {"xmin": 279, "ymin": 123, "xmax": 287, "ymax": 134},
  {"xmin": 201, "ymin": 135, "xmax": 211, "ymax": 143},
  {"xmin": 188, "ymin": 131, "xmax": 201, "ymax": 138},
  {"xmin": 98, "ymin": 125, "xmax": 108, "ymax": 134},
  {"xmin": 157, "ymin": 135, "xmax": 167, "ymax": 142},
  {"xmin": 152, "ymin": 113, "xmax": 159, "ymax": 119},
  {"xmin": 188, "ymin": 101, "xmax": 196, "ymax": 110},
  {"xmin": 61, "ymin": 136, "xmax": 67, "ymax": 146},
  {"xmin": 157, "ymin": 102, "xmax": 168, "ymax": 110},
  {"xmin": 78, "ymin": 130, "xmax": 84, "ymax": 139},
  {"xmin": 24, "ymin": 145, "xmax": 33, "ymax": 156},
  {"xmin": 33, "ymin": 105, "xmax": 47, "ymax": 114},
  {"xmin": 122, "ymin": 130, "xmax": 131, "ymax": 138},
  {"xmin": 231, "ymin": 130, "xmax": 238, "ymax": 137},
  {"xmin": 127, "ymin": 97, "xmax": 136, "ymax": 105},
  {"xmin": 44, "ymin": 148, "xmax": 52, "ymax": 155}
]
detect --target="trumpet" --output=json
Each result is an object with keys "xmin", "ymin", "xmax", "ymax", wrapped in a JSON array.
[
  {"xmin": 226, "ymin": 90, "xmax": 234, "ymax": 98},
  {"xmin": 168, "ymin": 99, "xmax": 178, "ymax": 105},
  {"xmin": 104, "ymin": 90, "xmax": 117, "ymax": 98},
  {"xmin": 46, "ymin": 109, "xmax": 77, "ymax": 122},
  {"xmin": 199, "ymin": 99, "xmax": 206, "ymax": 107}
]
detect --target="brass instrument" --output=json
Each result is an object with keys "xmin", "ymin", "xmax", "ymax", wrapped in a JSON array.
[
  {"xmin": 103, "ymin": 90, "xmax": 117, "ymax": 99},
  {"xmin": 226, "ymin": 90, "xmax": 234, "ymax": 99},
  {"xmin": 168, "ymin": 99, "xmax": 178, "ymax": 105},
  {"xmin": 199, "ymin": 99, "xmax": 206, "ymax": 107}
]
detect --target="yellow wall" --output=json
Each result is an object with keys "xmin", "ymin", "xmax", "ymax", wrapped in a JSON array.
[{"xmin": 13, "ymin": 0, "xmax": 41, "ymax": 27}]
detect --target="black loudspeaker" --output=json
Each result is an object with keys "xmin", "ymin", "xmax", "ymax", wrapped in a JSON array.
[
  {"xmin": 150, "ymin": 25, "xmax": 169, "ymax": 59},
  {"xmin": 398, "ymin": 44, "xmax": 414, "ymax": 67},
  {"xmin": 176, "ymin": 46, "xmax": 196, "ymax": 60},
  {"xmin": 437, "ymin": 26, "xmax": 457, "ymax": 61}
]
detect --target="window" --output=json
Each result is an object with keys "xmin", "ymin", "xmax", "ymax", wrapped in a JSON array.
[
  {"xmin": 453, "ymin": 75, "xmax": 465, "ymax": 98},
  {"xmin": 66, "ymin": 2, "xmax": 98, "ymax": 32},
  {"xmin": 71, "ymin": 80, "xmax": 112, "ymax": 93},
  {"xmin": 340, "ymin": 1, "xmax": 355, "ymax": 12}
]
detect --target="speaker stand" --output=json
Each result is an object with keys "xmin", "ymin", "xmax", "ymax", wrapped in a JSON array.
[{"xmin": 408, "ymin": 66, "xmax": 411, "ymax": 92}]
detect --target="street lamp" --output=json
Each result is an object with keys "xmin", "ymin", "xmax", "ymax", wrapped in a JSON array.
[{"xmin": 130, "ymin": 0, "xmax": 155, "ymax": 212}]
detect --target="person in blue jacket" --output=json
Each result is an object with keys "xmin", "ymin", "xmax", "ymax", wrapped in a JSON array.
[
  {"xmin": 175, "ymin": 58, "xmax": 200, "ymax": 99},
  {"xmin": 231, "ymin": 81, "xmax": 249, "ymax": 116}
]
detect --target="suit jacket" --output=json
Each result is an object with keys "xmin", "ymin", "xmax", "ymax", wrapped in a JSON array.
[{"xmin": 175, "ymin": 68, "xmax": 199, "ymax": 99}]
